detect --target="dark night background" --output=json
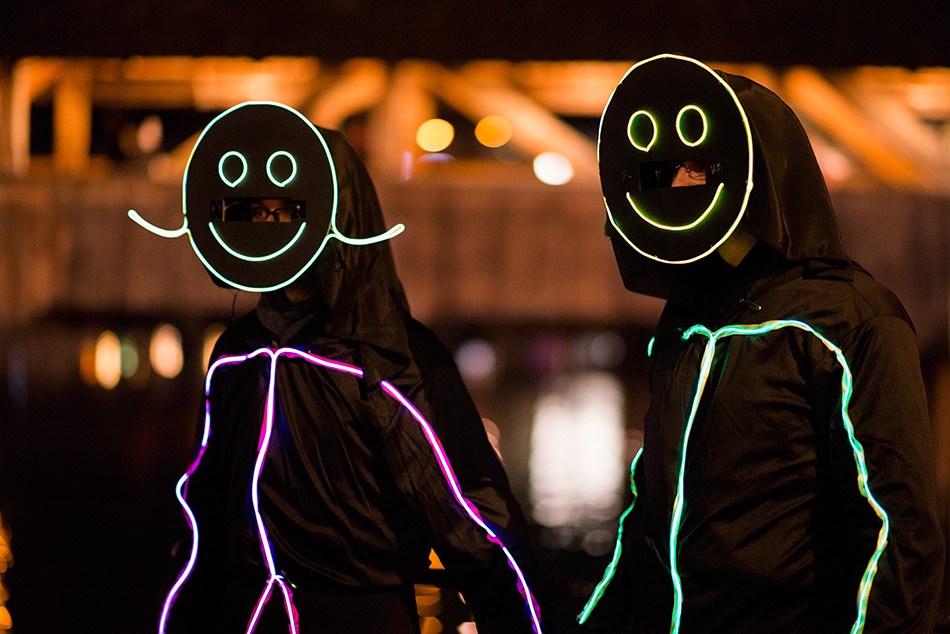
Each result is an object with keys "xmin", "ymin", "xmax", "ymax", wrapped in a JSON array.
[{"xmin": 3, "ymin": 0, "xmax": 950, "ymax": 68}]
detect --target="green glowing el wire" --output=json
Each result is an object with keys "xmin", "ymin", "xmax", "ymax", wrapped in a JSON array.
[
  {"xmin": 266, "ymin": 150, "xmax": 297, "ymax": 187},
  {"xmin": 208, "ymin": 222, "xmax": 309, "ymax": 262},
  {"xmin": 627, "ymin": 110, "xmax": 658, "ymax": 152},
  {"xmin": 218, "ymin": 151, "xmax": 248, "ymax": 187},
  {"xmin": 577, "ymin": 447, "xmax": 644, "ymax": 624},
  {"xmin": 676, "ymin": 105, "xmax": 708, "ymax": 147},
  {"xmin": 670, "ymin": 320, "xmax": 889, "ymax": 634},
  {"xmin": 625, "ymin": 183, "xmax": 724, "ymax": 231}
]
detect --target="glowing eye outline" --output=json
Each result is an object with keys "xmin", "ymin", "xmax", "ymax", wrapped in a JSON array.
[
  {"xmin": 627, "ymin": 110, "xmax": 657, "ymax": 152},
  {"xmin": 218, "ymin": 151, "xmax": 248, "ymax": 187},
  {"xmin": 676, "ymin": 105, "xmax": 708, "ymax": 147},
  {"xmin": 266, "ymin": 151, "xmax": 297, "ymax": 187},
  {"xmin": 625, "ymin": 183, "xmax": 724, "ymax": 231}
]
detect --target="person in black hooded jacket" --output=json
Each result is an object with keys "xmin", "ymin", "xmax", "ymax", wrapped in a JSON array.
[
  {"xmin": 141, "ymin": 103, "xmax": 543, "ymax": 634},
  {"xmin": 577, "ymin": 55, "xmax": 945, "ymax": 633}
]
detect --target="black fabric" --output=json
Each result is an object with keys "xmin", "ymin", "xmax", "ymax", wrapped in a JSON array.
[
  {"xmin": 162, "ymin": 132, "xmax": 539, "ymax": 634},
  {"xmin": 584, "ymin": 67, "xmax": 945, "ymax": 633},
  {"xmin": 609, "ymin": 69, "xmax": 851, "ymax": 305}
]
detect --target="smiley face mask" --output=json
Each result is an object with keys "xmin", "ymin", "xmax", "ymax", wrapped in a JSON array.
[
  {"xmin": 129, "ymin": 101, "xmax": 403, "ymax": 292},
  {"xmin": 599, "ymin": 54, "xmax": 755, "ymax": 265},
  {"xmin": 600, "ymin": 54, "xmax": 850, "ymax": 302}
]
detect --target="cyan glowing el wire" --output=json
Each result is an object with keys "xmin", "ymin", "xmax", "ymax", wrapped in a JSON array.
[
  {"xmin": 671, "ymin": 320, "xmax": 889, "ymax": 634},
  {"xmin": 577, "ymin": 447, "xmax": 643, "ymax": 624}
]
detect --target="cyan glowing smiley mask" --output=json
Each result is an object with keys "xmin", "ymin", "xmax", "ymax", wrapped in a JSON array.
[
  {"xmin": 599, "ymin": 54, "xmax": 754, "ymax": 264},
  {"xmin": 129, "ymin": 101, "xmax": 403, "ymax": 292}
]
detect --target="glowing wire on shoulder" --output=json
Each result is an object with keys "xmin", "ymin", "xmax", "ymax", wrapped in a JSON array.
[
  {"xmin": 669, "ymin": 320, "xmax": 889, "ymax": 634},
  {"xmin": 577, "ymin": 447, "xmax": 644, "ymax": 624},
  {"xmin": 159, "ymin": 347, "xmax": 542, "ymax": 634}
]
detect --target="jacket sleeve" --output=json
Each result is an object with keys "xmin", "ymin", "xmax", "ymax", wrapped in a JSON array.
[
  {"xmin": 373, "ymin": 330, "xmax": 542, "ymax": 634},
  {"xmin": 838, "ymin": 316, "xmax": 945, "ymax": 634}
]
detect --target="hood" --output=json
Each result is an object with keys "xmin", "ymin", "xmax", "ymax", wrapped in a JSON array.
[
  {"xmin": 608, "ymin": 64, "xmax": 851, "ymax": 303},
  {"xmin": 257, "ymin": 129, "xmax": 413, "ymax": 385}
]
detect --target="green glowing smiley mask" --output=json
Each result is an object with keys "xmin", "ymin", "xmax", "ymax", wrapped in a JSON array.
[
  {"xmin": 129, "ymin": 101, "xmax": 403, "ymax": 292},
  {"xmin": 599, "ymin": 54, "xmax": 754, "ymax": 264}
]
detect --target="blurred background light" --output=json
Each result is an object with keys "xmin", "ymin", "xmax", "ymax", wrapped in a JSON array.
[
  {"xmin": 150, "ymin": 324, "xmax": 183, "ymax": 379},
  {"xmin": 119, "ymin": 336, "xmax": 139, "ymax": 379},
  {"xmin": 529, "ymin": 372, "xmax": 625, "ymax": 538},
  {"xmin": 455, "ymin": 338, "xmax": 497, "ymax": 382},
  {"xmin": 416, "ymin": 118, "xmax": 455, "ymax": 152},
  {"xmin": 532, "ymin": 151, "xmax": 574, "ymax": 185},
  {"xmin": 136, "ymin": 115, "xmax": 164, "ymax": 154},
  {"xmin": 475, "ymin": 115, "xmax": 513, "ymax": 148},
  {"xmin": 95, "ymin": 330, "xmax": 122, "ymax": 389}
]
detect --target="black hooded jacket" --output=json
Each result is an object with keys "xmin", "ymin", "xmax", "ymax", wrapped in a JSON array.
[
  {"xmin": 160, "ymin": 130, "xmax": 541, "ymax": 634},
  {"xmin": 580, "ymin": 72, "xmax": 945, "ymax": 633}
]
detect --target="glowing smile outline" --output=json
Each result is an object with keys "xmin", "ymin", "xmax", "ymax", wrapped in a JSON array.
[
  {"xmin": 625, "ymin": 182, "xmax": 725, "ymax": 231},
  {"xmin": 208, "ymin": 221, "xmax": 309, "ymax": 262}
]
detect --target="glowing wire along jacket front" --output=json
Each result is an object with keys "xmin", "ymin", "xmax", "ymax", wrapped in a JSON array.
[
  {"xmin": 159, "ymin": 347, "xmax": 543, "ymax": 634},
  {"xmin": 580, "ymin": 320, "xmax": 889, "ymax": 634}
]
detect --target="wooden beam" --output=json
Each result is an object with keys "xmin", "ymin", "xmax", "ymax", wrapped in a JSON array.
[
  {"xmin": 307, "ymin": 58, "xmax": 388, "ymax": 130},
  {"xmin": 782, "ymin": 67, "xmax": 927, "ymax": 191},
  {"xmin": 366, "ymin": 61, "xmax": 436, "ymax": 181},
  {"xmin": 53, "ymin": 61, "xmax": 93, "ymax": 175},
  {"xmin": 429, "ymin": 62, "xmax": 599, "ymax": 185}
]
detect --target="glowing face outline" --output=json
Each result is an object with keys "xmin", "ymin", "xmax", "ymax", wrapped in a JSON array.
[
  {"xmin": 128, "ymin": 101, "xmax": 404, "ymax": 292},
  {"xmin": 598, "ymin": 54, "xmax": 755, "ymax": 264}
]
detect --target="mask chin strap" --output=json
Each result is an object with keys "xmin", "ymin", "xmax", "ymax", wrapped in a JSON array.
[{"xmin": 127, "ymin": 209, "xmax": 190, "ymax": 239}]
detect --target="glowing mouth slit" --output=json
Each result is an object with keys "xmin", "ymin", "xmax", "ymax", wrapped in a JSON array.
[
  {"xmin": 209, "ymin": 222, "xmax": 309, "ymax": 262},
  {"xmin": 625, "ymin": 182, "xmax": 724, "ymax": 231},
  {"xmin": 158, "ymin": 347, "xmax": 543, "ymax": 634}
]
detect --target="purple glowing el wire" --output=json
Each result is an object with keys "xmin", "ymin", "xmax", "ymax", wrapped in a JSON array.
[{"xmin": 159, "ymin": 347, "xmax": 542, "ymax": 634}]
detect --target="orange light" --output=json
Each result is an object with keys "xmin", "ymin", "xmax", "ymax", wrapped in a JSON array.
[
  {"xmin": 416, "ymin": 118, "xmax": 454, "ymax": 153},
  {"xmin": 150, "ymin": 324, "xmax": 184, "ymax": 379},
  {"xmin": 475, "ymin": 115, "xmax": 513, "ymax": 148}
]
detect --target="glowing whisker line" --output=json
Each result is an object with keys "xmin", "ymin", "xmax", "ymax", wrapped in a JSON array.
[{"xmin": 128, "ymin": 210, "xmax": 189, "ymax": 239}]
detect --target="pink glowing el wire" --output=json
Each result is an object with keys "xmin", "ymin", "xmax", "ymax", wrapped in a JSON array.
[{"xmin": 159, "ymin": 347, "xmax": 541, "ymax": 634}]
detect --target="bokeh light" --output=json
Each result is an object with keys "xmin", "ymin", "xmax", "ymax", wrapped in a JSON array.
[
  {"xmin": 532, "ymin": 151, "xmax": 574, "ymax": 185},
  {"xmin": 416, "ymin": 118, "xmax": 455, "ymax": 153},
  {"xmin": 95, "ymin": 330, "xmax": 122, "ymax": 389},
  {"xmin": 120, "ymin": 336, "xmax": 139, "ymax": 378},
  {"xmin": 455, "ymin": 338, "xmax": 497, "ymax": 381},
  {"xmin": 475, "ymin": 115, "xmax": 513, "ymax": 148},
  {"xmin": 150, "ymin": 323, "xmax": 183, "ymax": 379}
]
